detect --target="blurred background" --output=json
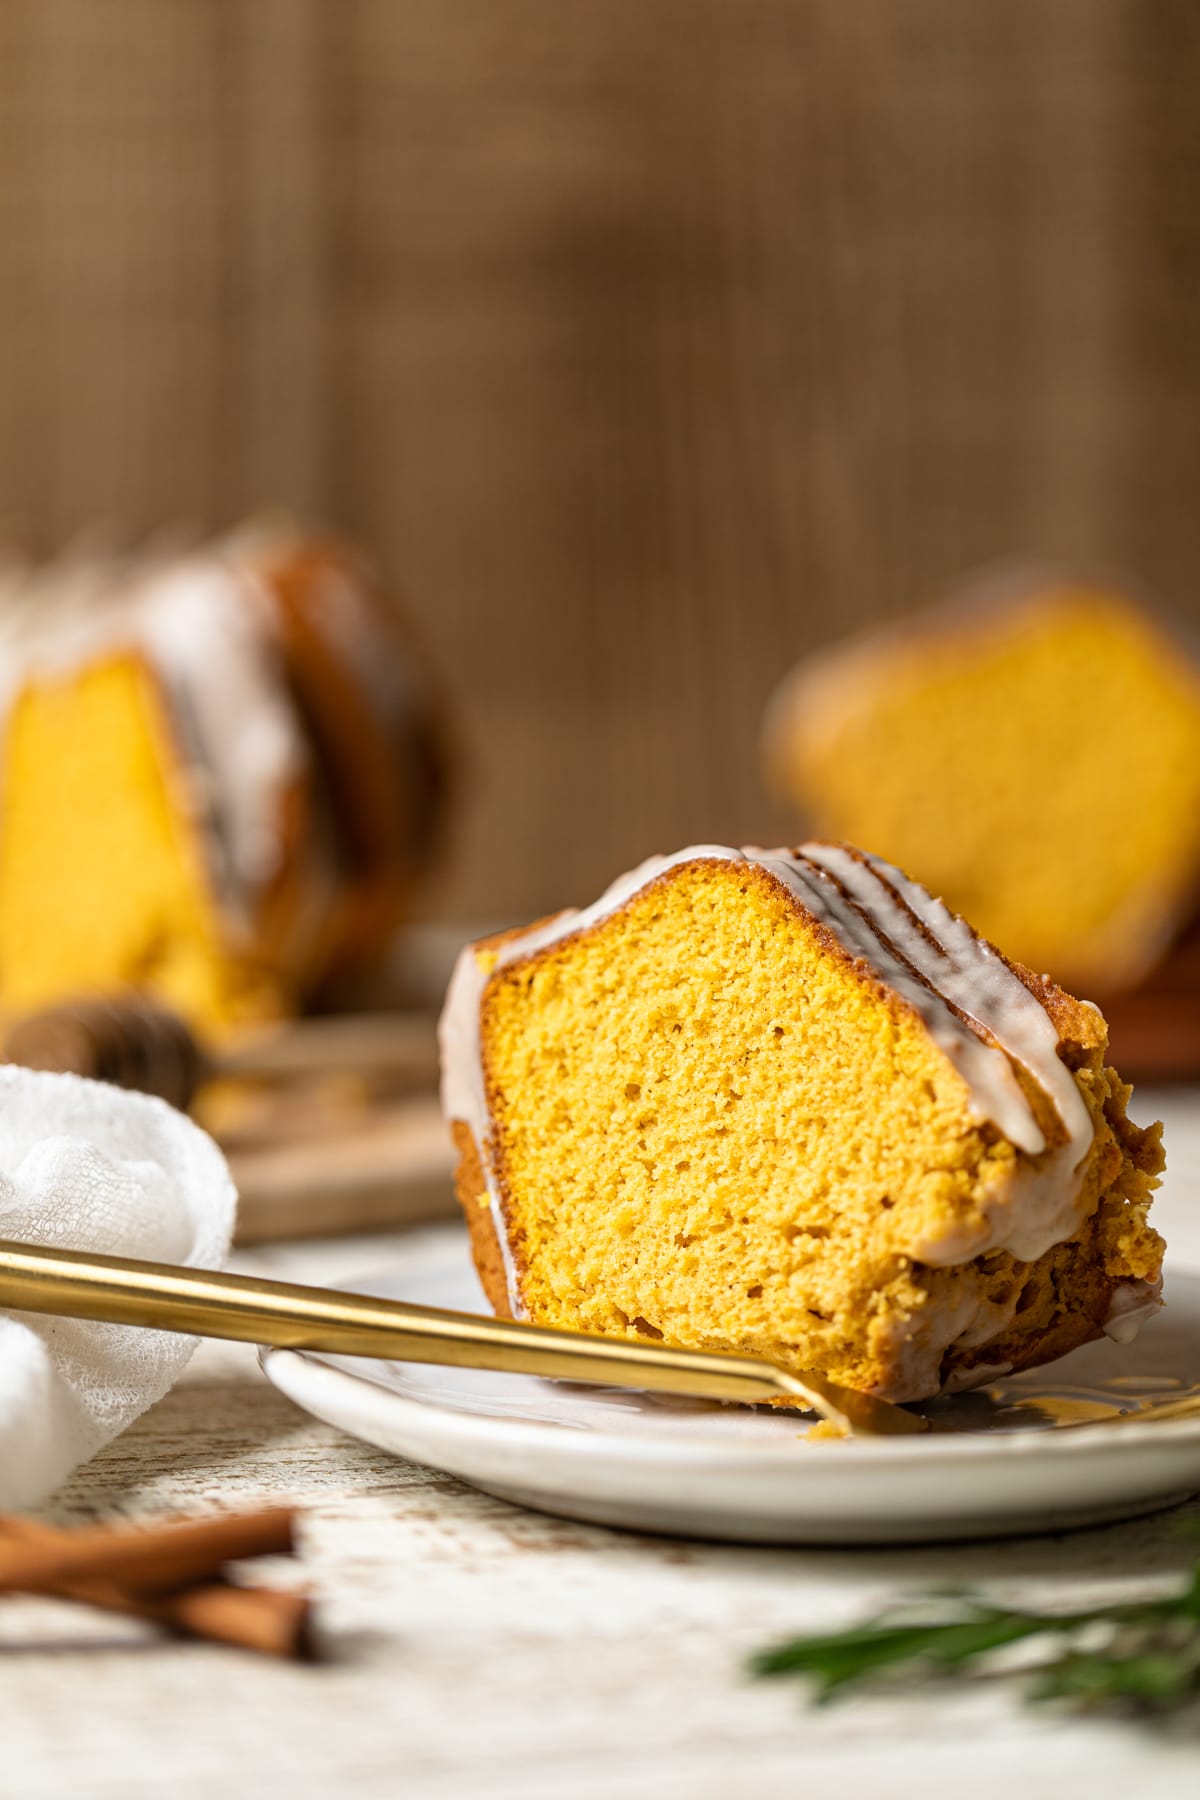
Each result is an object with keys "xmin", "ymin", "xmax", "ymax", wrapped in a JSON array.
[{"xmin": 5, "ymin": 2, "xmax": 1200, "ymax": 924}]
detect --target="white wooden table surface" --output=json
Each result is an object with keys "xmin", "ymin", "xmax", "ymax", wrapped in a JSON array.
[{"xmin": 3, "ymin": 1089, "xmax": 1200, "ymax": 1800}]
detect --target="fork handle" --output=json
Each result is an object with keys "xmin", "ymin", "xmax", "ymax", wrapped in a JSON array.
[
  {"xmin": 0, "ymin": 1239, "xmax": 922, "ymax": 1435},
  {"xmin": 0, "ymin": 1239, "xmax": 789, "ymax": 1405}
]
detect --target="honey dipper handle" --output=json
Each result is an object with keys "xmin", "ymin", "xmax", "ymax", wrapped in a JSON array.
[
  {"xmin": 3, "ymin": 1000, "xmax": 439, "ymax": 1109},
  {"xmin": 3, "ymin": 998, "xmax": 206, "ymax": 1110},
  {"xmin": 0, "ymin": 1240, "xmax": 922, "ymax": 1435}
]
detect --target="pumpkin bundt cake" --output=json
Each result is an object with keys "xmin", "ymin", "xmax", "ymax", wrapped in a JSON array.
[
  {"xmin": 763, "ymin": 569, "xmax": 1200, "ymax": 992},
  {"xmin": 440, "ymin": 844, "xmax": 1164, "ymax": 1404},
  {"xmin": 0, "ymin": 523, "xmax": 445, "ymax": 1029}
]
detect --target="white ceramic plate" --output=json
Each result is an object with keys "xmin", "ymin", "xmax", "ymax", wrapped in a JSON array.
[{"xmin": 262, "ymin": 1226, "xmax": 1200, "ymax": 1544}]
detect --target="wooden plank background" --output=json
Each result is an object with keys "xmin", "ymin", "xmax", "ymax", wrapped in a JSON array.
[{"xmin": 1, "ymin": 2, "xmax": 1199, "ymax": 921}]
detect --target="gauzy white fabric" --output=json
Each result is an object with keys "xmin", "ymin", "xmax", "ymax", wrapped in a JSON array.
[{"xmin": 0, "ymin": 1066, "xmax": 236, "ymax": 1510}]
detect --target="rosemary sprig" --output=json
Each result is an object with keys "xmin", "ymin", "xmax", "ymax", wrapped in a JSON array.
[{"xmin": 749, "ymin": 1564, "xmax": 1200, "ymax": 1716}]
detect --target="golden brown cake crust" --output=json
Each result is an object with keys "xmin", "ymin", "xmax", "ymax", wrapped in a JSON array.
[{"xmin": 450, "ymin": 1120, "xmax": 513, "ymax": 1319}]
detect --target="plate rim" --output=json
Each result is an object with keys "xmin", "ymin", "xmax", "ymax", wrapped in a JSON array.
[{"xmin": 260, "ymin": 1261, "xmax": 1200, "ymax": 1468}]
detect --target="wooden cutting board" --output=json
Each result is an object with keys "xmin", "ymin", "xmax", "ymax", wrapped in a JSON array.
[{"xmin": 198, "ymin": 1086, "xmax": 458, "ymax": 1246}]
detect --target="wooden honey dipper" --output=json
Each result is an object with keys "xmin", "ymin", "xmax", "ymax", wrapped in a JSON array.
[{"xmin": 2, "ymin": 996, "xmax": 439, "ymax": 1112}]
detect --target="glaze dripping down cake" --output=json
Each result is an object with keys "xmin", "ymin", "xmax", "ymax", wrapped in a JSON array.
[
  {"xmin": 763, "ymin": 569, "xmax": 1200, "ymax": 992},
  {"xmin": 0, "ymin": 524, "xmax": 445, "ymax": 1028},
  {"xmin": 440, "ymin": 845, "xmax": 1164, "ymax": 1403}
]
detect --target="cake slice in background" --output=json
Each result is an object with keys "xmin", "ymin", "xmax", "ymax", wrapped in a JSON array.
[
  {"xmin": 0, "ymin": 523, "xmax": 447, "ymax": 1030},
  {"xmin": 762, "ymin": 567, "xmax": 1200, "ymax": 996},
  {"xmin": 440, "ymin": 844, "xmax": 1163, "ymax": 1404}
]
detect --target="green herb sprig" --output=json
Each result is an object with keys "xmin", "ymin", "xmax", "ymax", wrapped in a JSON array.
[{"xmin": 750, "ymin": 1563, "xmax": 1200, "ymax": 1716}]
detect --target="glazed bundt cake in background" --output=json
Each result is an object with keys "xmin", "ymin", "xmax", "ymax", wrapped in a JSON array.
[
  {"xmin": 440, "ymin": 844, "xmax": 1163, "ymax": 1404},
  {"xmin": 763, "ymin": 568, "xmax": 1200, "ymax": 994},
  {"xmin": 0, "ymin": 522, "xmax": 446, "ymax": 1029}
]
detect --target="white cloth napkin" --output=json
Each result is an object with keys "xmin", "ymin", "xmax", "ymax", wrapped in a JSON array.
[{"xmin": 0, "ymin": 1065, "xmax": 236, "ymax": 1510}]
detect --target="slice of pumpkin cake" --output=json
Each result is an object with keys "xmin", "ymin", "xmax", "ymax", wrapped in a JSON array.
[
  {"xmin": 763, "ymin": 568, "xmax": 1200, "ymax": 993},
  {"xmin": 439, "ymin": 845, "xmax": 1164, "ymax": 1403}
]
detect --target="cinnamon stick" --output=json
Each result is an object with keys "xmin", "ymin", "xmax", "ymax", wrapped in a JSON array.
[
  {"xmin": 0, "ymin": 1513, "xmax": 313, "ymax": 1659},
  {"xmin": 44, "ymin": 1571, "xmax": 312, "ymax": 1658},
  {"xmin": 0, "ymin": 1506, "xmax": 297, "ymax": 1595}
]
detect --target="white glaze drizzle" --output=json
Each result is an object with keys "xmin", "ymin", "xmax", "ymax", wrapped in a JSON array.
[
  {"xmin": 1102, "ymin": 1276, "xmax": 1164, "ymax": 1345},
  {"xmin": 797, "ymin": 843, "xmax": 1096, "ymax": 1263},
  {"xmin": 438, "ymin": 844, "xmax": 1100, "ymax": 1322},
  {"xmin": 940, "ymin": 1362, "xmax": 1014, "ymax": 1394},
  {"xmin": 749, "ymin": 850, "xmax": 1044, "ymax": 1154},
  {"xmin": 139, "ymin": 559, "xmax": 306, "ymax": 902}
]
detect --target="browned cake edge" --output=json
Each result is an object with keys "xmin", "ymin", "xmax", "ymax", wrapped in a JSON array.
[{"xmin": 254, "ymin": 536, "xmax": 450, "ymax": 989}]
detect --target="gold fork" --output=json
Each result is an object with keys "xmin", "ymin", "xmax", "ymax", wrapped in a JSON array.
[{"xmin": 0, "ymin": 1239, "xmax": 924, "ymax": 1437}]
